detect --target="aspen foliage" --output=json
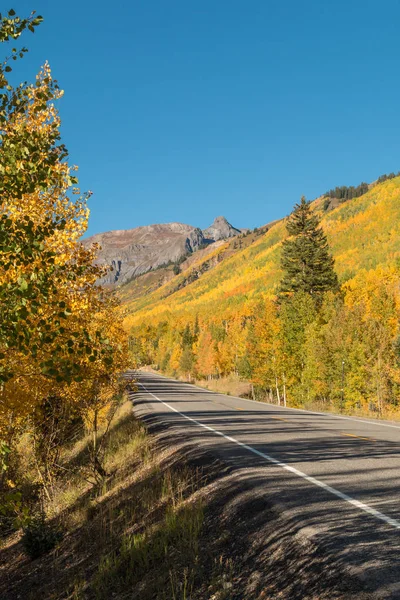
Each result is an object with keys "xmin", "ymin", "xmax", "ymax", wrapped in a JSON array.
[
  {"xmin": 0, "ymin": 9, "xmax": 129, "ymax": 491},
  {"xmin": 127, "ymin": 181, "xmax": 400, "ymax": 416}
]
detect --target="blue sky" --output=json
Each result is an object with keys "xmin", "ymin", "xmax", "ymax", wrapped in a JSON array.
[{"xmin": 13, "ymin": 0, "xmax": 400, "ymax": 235}]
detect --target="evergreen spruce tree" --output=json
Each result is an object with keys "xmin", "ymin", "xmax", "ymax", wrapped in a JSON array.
[
  {"xmin": 280, "ymin": 196, "xmax": 338, "ymax": 296},
  {"xmin": 182, "ymin": 324, "xmax": 193, "ymax": 348}
]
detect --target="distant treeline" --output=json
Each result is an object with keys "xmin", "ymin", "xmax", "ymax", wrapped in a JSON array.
[
  {"xmin": 324, "ymin": 171, "xmax": 399, "ymax": 208},
  {"xmin": 376, "ymin": 172, "xmax": 400, "ymax": 184},
  {"xmin": 326, "ymin": 181, "xmax": 369, "ymax": 202}
]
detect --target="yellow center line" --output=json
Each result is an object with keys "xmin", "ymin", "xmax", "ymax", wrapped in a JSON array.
[
  {"xmin": 235, "ymin": 407, "xmax": 245, "ymax": 410},
  {"xmin": 341, "ymin": 432, "xmax": 376, "ymax": 442},
  {"xmin": 270, "ymin": 416, "xmax": 289, "ymax": 422}
]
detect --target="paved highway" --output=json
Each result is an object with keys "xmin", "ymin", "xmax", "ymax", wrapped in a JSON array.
[{"xmin": 132, "ymin": 370, "xmax": 400, "ymax": 598}]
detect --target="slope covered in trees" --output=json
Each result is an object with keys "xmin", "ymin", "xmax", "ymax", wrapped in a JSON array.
[
  {"xmin": 125, "ymin": 176, "xmax": 400, "ymax": 325},
  {"xmin": 125, "ymin": 176, "xmax": 400, "ymax": 415}
]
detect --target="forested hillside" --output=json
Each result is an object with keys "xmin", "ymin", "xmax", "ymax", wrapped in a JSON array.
[{"xmin": 125, "ymin": 177, "xmax": 400, "ymax": 415}]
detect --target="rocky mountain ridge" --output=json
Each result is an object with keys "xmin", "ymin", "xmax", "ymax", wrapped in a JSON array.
[
  {"xmin": 84, "ymin": 216, "xmax": 241, "ymax": 285},
  {"xmin": 202, "ymin": 216, "xmax": 241, "ymax": 241}
]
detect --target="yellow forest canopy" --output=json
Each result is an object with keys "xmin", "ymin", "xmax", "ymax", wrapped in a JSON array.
[
  {"xmin": 124, "ymin": 177, "xmax": 400, "ymax": 330},
  {"xmin": 124, "ymin": 177, "xmax": 400, "ymax": 416}
]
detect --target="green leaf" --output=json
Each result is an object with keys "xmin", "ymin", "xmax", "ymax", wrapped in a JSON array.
[{"xmin": 19, "ymin": 278, "xmax": 28, "ymax": 292}]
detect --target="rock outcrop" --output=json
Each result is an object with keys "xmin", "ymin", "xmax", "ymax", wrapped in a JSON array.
[{"xmin": 202, "ymin": 216, "xmax": 241, "ymax": 242}]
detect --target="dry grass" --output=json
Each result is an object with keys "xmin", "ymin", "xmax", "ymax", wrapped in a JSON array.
[
  {"xmin": 0, "ymin": 398, "xmax": 207, "ymax": 600},
  {"xmin": 195, "ymin": 374, "xmax": 252, "ymax": 398},
  {"xmin": 301, "ymin": 398, "xmax": 400, "ymax": 422}
]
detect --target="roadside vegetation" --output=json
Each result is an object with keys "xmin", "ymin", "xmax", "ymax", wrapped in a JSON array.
[
  {"xmin": 0, "ymin": 6, "xmax": 129, "ymax": 581},
  {"xmin": 0, "ymin": 399, "xmax": 207, "ymax": 600}
]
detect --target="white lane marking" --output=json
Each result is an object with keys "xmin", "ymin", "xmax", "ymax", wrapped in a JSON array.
[
  {"xmin": 134, "ymin": 370, "xmax": 400, "ymax": 431},
  {"xmin": 137, "ymin": 380, "xmax": 400, "ymax": 531}
]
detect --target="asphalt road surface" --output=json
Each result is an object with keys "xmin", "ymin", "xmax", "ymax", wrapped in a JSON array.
[{"xmin": 132, "ymin": 370, "xmax": 400, "ymax": 599}]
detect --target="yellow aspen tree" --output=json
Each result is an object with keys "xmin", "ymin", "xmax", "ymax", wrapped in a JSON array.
[{"xmin": 0, "ymin": 13, "xmax": 129, "ymax": 440}]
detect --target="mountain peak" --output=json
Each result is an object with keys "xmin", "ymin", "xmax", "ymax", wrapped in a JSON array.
[
  {"xmin": 212, "ymin": 215, "xmax": 229, "ymax": 224},
  {"xmin": 203, "ymin": 216, "xmax": 241, "ymax": 242}
]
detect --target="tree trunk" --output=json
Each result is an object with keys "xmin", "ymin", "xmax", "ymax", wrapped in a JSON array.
[
  {"xmin": 275, "ymin": 376, "xmax": 281, "ymax": 406},
  {"xmin": 376, "ymin": 354, "xmax": 383, "ymax": 415},
  {"xmin": 282, "ymin": 373, "xmax": 287, "ymax": 407}
]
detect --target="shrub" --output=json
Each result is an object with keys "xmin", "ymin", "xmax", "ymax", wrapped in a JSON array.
[{"xmin": 21, "ymin": 513, "xmax": 63, "ymax": 560}]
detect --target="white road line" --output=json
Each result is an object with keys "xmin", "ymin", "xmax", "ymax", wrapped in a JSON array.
[
  {"xmin": 137, "ymin": 381, "xmax": 400, "ymax": 531},
  {"xmin": 135, "ymin": 370, "xmax": 400, "ymax": 431}
]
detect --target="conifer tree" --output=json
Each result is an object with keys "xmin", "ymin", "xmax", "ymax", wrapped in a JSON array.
[
  {"xmin": 180, "ymin": 345, "xmax": 194, "ymax": 380},
  {"xmin": 182, "ymin": 324, "xmax": 193, "ymax": 348},
  {"xmin": 193, "ymin": 316, "xmax": 200, "ymax": 342},
  {"xmin": 280, "ymin": 196, "xmax": 338, "ymax": 296}
]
